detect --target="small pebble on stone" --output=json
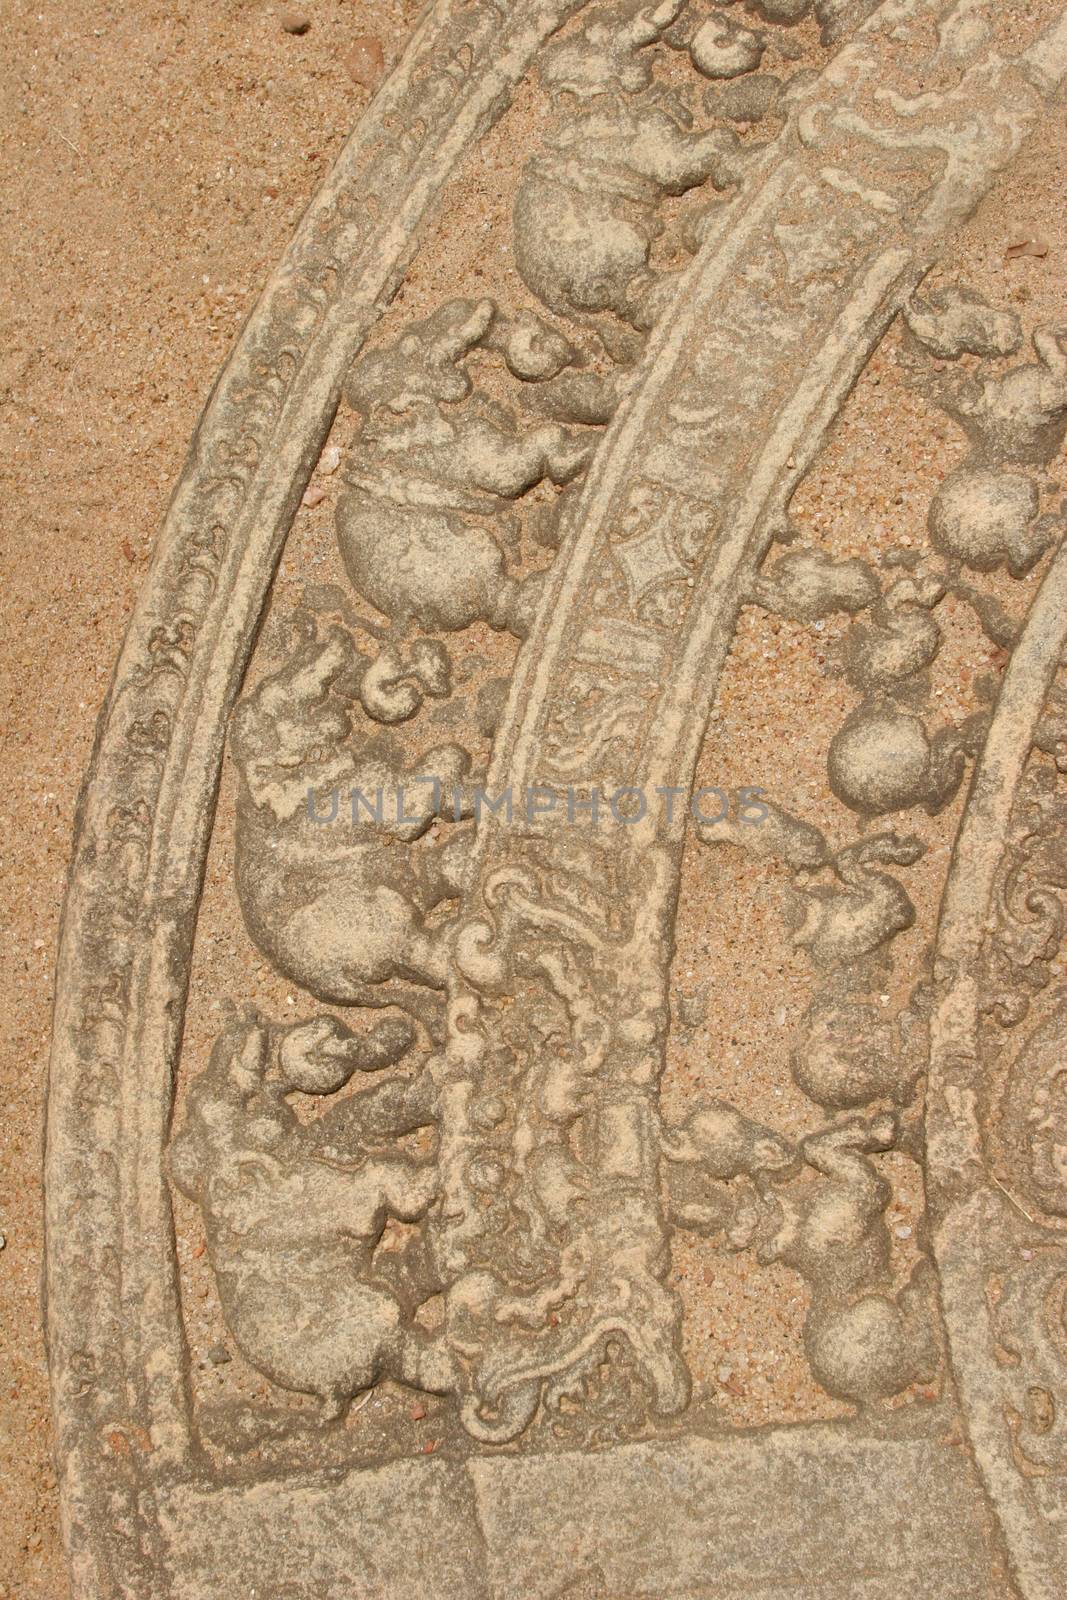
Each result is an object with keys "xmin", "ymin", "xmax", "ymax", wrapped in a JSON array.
[
  {"xmin": 345, "ymin": 36, "xmax": 385, "ymax": 90},
  {"xmin": 207, "ymin": 1344, "xmax": 231, "ymax": 1365},
  {"xmin": 302, "ymin": 484, "xmax": 327, "ymax": 508},
  {"xmin": 279, "ymin": 10, "xmax": 311, "ymax": 35},
  {"xmin": 1005, "ymin": 235, "xmax": 1049, "ymax": 259}
]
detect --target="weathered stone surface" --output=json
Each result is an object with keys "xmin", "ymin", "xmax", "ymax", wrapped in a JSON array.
[
  {"xmin": 153, "ymin": 1428, "xmax": 996, "ymax": 1598},
  {"xmin": 156, "ymin": 1459, "xmax": 483, "ymax": 1600},
  {"xmin": 468, "ymin": 1429, "xmax": 997, "ymax": 1599},
  {"xmin": 44, "ymin": 0, "xmax": 1067, "ymax": 1595},
  {"xmin": 928, "ymin": 536, "xmax": 1067, "ymax": 1600}
]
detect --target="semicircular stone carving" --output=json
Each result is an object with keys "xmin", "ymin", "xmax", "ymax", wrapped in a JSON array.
[{"xmin": 45, "ymin": 1, "xmax": 1067, "ymax": 1596}]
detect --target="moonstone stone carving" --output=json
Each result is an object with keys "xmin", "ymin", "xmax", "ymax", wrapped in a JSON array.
[{"xmin": 46, "ymin": 2, "xmax": 1067, "ymax": 1595}]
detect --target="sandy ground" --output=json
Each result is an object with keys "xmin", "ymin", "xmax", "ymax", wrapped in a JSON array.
[
  {"xmin": 1, "ymin": 1, "xmax": 1064, "ymax": 1596},
  {"xmin": 0, "ymin": 4, "xmax": 418, "ymax": 1594}
]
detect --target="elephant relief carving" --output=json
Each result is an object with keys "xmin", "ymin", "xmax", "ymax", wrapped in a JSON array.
[
  {"xmin": 170, "ymin": 1013, "xmax": 456, "ymax": 1418},
  {"xmin": 231, "ymin": 623, "xmax": 477, "ymax": 999},
  {"xmin": 513, "ymin": 0, "xmax": 752, "ymax": 330},
  {"xmin": 757, "ymin": 1116, "xmax": 938, "ymax": 1406},
  {"xmin": 336, "ymin": 297, "xmax": 592, "ymax": 637},
  {"xmin": 661, "ymin": 1099, "xmax": 938, "ymax": 1406}
]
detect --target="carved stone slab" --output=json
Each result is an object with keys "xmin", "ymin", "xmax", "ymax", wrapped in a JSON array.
[
  {"xmin": 930, "ymin": 537, "xmax": 1067, "ymax": 1600},
  {"xmin": 46, "ymin": 1, "xmax": 1067, "ymax": 1595}
]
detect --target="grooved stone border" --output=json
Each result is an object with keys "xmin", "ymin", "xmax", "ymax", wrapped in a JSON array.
[
  {"xmin": 929, "ymin": 539, "xmax": 1067, "ymax": 1600},
  {"xmin": 45, "ymin": 3, "xmax": 590, "ymax": 1591}
]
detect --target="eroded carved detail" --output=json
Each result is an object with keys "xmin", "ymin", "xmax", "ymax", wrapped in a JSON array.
[
  {"xmin": 337, "ymin": 298, "xmax": 592, "ymax": 636},
  {"xmin": 166, "ymin": 5, "xmax": 1067, "ymax": 1465},
  {"xmin": 170, "ymin": 1013, "xmax": 451, "ymax": 1416}
]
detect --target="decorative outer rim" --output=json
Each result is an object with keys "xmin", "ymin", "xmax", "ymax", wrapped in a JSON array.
[
  {"xmin": 43, "ymin": 3, "xmax": 588, "ymax": 1593},
  {"xmin": 927, "ymin": 537, "xmax": 1067, "ymax": 1600}
]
